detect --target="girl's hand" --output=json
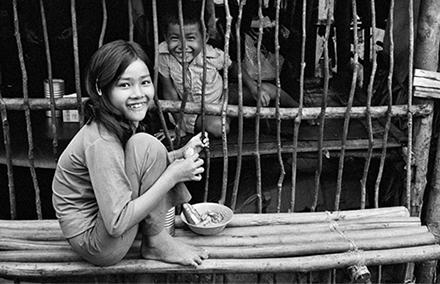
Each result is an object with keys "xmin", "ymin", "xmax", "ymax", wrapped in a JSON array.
[
  {"xmin": 167, "ymin": 152, "xmax": 205, "ymax": 183},
  {"xmin": 182, "ymin": 133, "xmax": 209, "ymax": 156}
]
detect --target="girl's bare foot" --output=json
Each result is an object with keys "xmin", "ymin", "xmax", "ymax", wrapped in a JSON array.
[{"xmin": 141, "ymin": 230, "xmax": 209, "ymax": 267}]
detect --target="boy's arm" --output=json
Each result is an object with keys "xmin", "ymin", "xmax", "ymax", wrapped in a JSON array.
[
  {"xmin": 159, "ymin": 73, "xmax": 187, "ymax": 139},
  {"xmin": 228, "ymin": 61, "xmax": 271, "ymax": 106},
  {"xmin": 159, "ymin": 74, "xmax": 180, "ymax": 101}
]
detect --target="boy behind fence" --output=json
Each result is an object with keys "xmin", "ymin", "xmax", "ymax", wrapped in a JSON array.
[{"xmin": 158, "ymin": 7, "xmax": 298, "ymax": 138}]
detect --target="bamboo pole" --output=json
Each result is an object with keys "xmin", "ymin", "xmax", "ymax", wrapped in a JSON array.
[
  {"xmin": 0, "ymin": 98, "xmax": 432, "ymax": 120},
  {"xmin": 128, "ymin": 0, "xmax": 133, "ymax": 42},
  {"xmin": 1, "ymin": 232, "xmax": 434, "ymax": 261},
  {"xmin": 206, "ymin": 233, "xmax": 436, "ymax": 259},
  {"xmin": 406, "ymin": 0, "xmax": 415, "ymax": 215},
  {"xmin": 290, "ymin": 0, "xmax": 307, "ymax": 212},
  {"xmin": 313, "ymin": 0, "xmax": 332, "ymax": 212},
  {"xmin": 199, "ymin": 0, "xmax": 211, "ymax": 203},
  {"xmin": 274, "ymin": 0, "xmax": 285, "ymax": 213},
  {"xmin": 151, "ymin": 0, "xmax": 174, "ymax": 151},
  {"xmin": 98, "ymin": 0, "xmax": 107, "ymax": 48},
  {"xmin": 375, "ymin": 1, "xmax": 394, "ymax": 279},
  {"xmin": 39, "ymin": 0, "xmax": 59, "ymax": 157},
  {"xmin": 0, "ymin": 219, "xmax": 423, "ymax": 243},
  {"xmin": 336, "ymin": 0, "xmax": 359, "ymax": 212},
  {"xmin": 412, "ymin": 0, "xmax": 440, "ymax": 281},
  {"xmin": 230, "ymin": 0, "xmax": 245, "ymax": 210},
  {"xmin": 0, "ymin": 230, "xmax": 65, "ymax": 241},
  {"xmin": 0, "ymin": 250, "xmax": 84, "ymax": 263},
  {"xmin": 70, "ymin": 0, "xmax": 84, "ymax": 127},
  {"xmin": 0, "ymin": 218, "xmax": 424, "ymax": 243},
  {"xmin": 218, "ymin": 0, "xmax": 232, "ymax": 205},
  {"xmin": 359, "ymin": 0, "xmax": 378, "ymax": 211},
  {"xmin": 1, "ymin": 245, "xmax": 439, "ymax": 276},
  {"xmin": 251, "ymin": 0, "xmax": 264, "ymax": 213},
  {"xmin": 0, "ymin": 206, "xmax": 412, "ymax": 230},
  {"xmin": 0, "ymin": 218, "xmax": 421, "ymax": 242},
  {"xmin": 12, "ymin": 0, "xmax": 43, "ymax": 220},
  {"xmin": 0, "ymin": 238, "xmax": 70, "ymax": 250},
  {"xmin": 0, "ymin": 250, "xmax": 142, "ymax": 263},
  {"xmin": 156, "ymin": 102, "xmax": 432, "ymax": 120},
  {"xmin": 374, "ymin": 0, "xmax": 394, "ymax": 209},
  {"xmin": 0, "ymin": 92, "xmax": 16, "ymax": 219},
  {"xmin": 175, "ymin": 0, "xmax": 188, "ymax": 147},
  {"xmin": 175, "ymin": 226, "xmax": 428, "ymax": 247},
  {"xmin": 175, "ymin": 220, "xmax": 421, "ymax": 238}
]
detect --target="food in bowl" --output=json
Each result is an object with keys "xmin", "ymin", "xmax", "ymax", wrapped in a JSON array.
[
  {"xmin": 199, "ymin": 210, "xmax": 225, "ymax": 226},
  {"xmin": 180, "ymin": 202, "xmax": 234, "ymax": 235}
]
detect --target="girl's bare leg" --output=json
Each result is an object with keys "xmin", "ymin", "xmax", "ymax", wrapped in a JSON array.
[{"xmin": 141, "ymin": 229, "xmax": 209, "ymax": 267}]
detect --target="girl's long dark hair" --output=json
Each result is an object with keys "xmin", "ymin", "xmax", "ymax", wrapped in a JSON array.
[{"xmin": 83, "ymin": 40, "xmax": 152, "ymax": 146}]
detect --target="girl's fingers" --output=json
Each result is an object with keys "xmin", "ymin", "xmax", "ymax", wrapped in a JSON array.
[
  {"xmin": 201, "ymin": 137, "xmax": 209, "ymax": 148},
  {"xmin": 193, "ymin": 174, "xmax": 202, "ymax": 181}
]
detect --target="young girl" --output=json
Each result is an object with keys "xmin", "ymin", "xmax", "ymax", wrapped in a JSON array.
[{"xmin": 52, "ymin": 40, "xmax": 209, "ymax": 267}]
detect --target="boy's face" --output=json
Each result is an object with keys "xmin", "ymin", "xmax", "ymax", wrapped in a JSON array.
[{"xmin": 165, "ymin": 22, "xmax": 206, "ymax": 64}]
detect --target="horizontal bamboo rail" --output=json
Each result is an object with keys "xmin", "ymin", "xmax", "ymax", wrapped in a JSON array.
[
  {"xmin": 0, "ymin": 226, "xmax": 429, "ymax": 250},
  {"xmin": 0, "ymin": 98, "xmax": 433, "ymax": 119},
  {"xmin": 0, "ymin": 232, "xmax": 435, "ymax": 261},
  {"xmin": 0, "ymin": 205, "xmax": 411, "ymax": 230},
  {"xmin": 0, "ymin": 219, "xmax": 420, "ymax": 241},
  {"xmin": 0, "ymin": 206, "xmax": 415, "ymax": 241},
  {"xmin": 1, "ymin": 245, "xmax": 439, "ymax": 276}
]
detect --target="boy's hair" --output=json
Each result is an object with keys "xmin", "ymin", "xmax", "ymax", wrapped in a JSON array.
[
  {"xmin": 161, "ymin": 1, "xmax": 207, "ymax": 36},
  {"xmin": 84, "ymin": 40, "xmax": 152, "ymax": 146}
]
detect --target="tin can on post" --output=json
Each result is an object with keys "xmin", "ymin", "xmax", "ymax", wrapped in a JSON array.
[
  {"xmin": 347, "ymin": 265, "xmax": 371, "ymax": 283},
  {"xmin": 44, "ymin": 79, "xmax": 64, "ymax": 117},
  {"xmin": 165, "ymin": 207, "xmax": 176, "ymax": 236}
]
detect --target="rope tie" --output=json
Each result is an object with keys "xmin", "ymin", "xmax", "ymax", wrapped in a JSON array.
[{"xmin": 325, "ymin": 211, "xmax": 365, "ymax": 267}]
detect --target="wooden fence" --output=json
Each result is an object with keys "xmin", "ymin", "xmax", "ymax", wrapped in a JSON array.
[{"xmin": 0, "ymin": 0, "xmax": 436, "ymax": 282}]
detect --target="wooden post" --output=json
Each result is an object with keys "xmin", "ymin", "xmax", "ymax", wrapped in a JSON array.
[{"xmin": 412, "ymin": 0, "xmax": 440, "ymax": 281}]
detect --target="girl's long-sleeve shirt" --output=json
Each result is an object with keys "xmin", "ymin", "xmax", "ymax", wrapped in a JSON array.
[{"xmin": 52, "ymin": 121, "xmax": 135, "ymax": 239}]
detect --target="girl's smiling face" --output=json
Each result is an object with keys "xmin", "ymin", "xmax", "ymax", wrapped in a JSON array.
[{"xmin": 108, "ymin": 59, "xmax": 154, "ymax": 126}]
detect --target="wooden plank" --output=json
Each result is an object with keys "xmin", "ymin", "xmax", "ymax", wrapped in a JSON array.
[
  {"xmin": 208, "ymin": 138, "xmax": 402, "ymax": 158},
  {"xmin": 413, "ymin": 69, "xmax": 440, "ymax": 99},
  {"xmin": 414, "ymin": 86, "xmax": 440, "ymax": 99},
  {"xmin": 414, "ymin": 69, "xmax": 440, "ymax": 88}
]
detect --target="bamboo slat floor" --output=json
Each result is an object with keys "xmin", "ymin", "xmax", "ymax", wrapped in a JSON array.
[{"xmin": 0, "ymin": 206, "xmax": 439, "ymax": 283}]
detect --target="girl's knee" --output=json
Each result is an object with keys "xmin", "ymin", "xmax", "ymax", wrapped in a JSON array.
[
  {"xmin": 127, "ymin": 133, "xmax": 159, "ymax": 147},
  {"xmin": 125, "ymin": 133, "xmax": 169, "ymax": 173},
  {"xmin": 126, "ymin": 133, "xmax": 167, "ymax": 155}
]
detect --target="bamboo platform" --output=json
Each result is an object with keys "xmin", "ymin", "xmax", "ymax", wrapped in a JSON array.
[{"xmin": 0, "ymin": 206, "xmax": 439, "ymax": 280}]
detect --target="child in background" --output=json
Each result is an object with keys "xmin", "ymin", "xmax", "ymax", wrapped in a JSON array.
[
  {"xmin": 158, "ymin": 6, "xmax": 298, "ymax": 138},
  {"xmin": 52, "ymin": 40, "xmax": 209, "ymax": 269}
]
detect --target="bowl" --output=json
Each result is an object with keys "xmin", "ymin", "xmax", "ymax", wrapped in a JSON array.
[{"xmin": 180, "ymin": 202, "xmax": 234, "ymax": 236}]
